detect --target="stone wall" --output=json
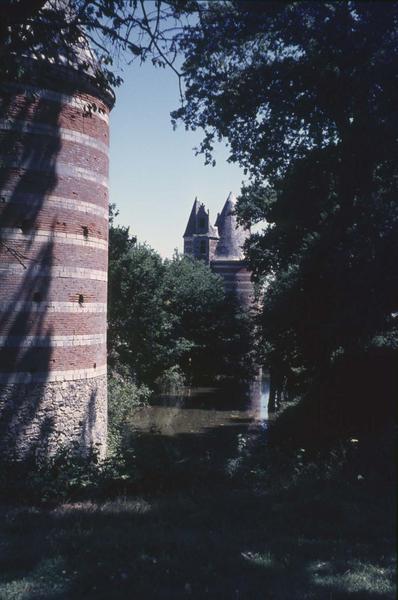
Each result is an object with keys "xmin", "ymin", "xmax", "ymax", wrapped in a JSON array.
[{"xmin": 0, "ymin": 374, "xmax": 107, "ymax": 460}]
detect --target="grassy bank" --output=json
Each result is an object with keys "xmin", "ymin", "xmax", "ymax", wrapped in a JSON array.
[
  {"xmin": 0, "ymin": 476, "xmax": 395, "ymax": 599},
  {"xmin": 0, "ymin": 393, "xmax": 395, "ymax": 600}
]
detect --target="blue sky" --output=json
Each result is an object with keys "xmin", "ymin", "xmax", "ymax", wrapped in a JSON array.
[{"xmin": 109, "ymin": 61, "xmax": 246, "ymax": 257}]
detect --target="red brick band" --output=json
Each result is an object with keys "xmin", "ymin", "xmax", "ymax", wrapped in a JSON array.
[
  {"xmin": 1, "ymin": 87, "xmax": 109, "ymax": 140},
  {"xmin": 0, "ymin": 167, "xmax": 108, "ymax": 207},
  {"xmin": 0, "ymin": 191, "xmax": 108, "ymax": 219},
  {"xmin": 0, "ymin": 278, "xmax": 107, "ymax": 304},
  {"xmin": 0, "ymin": 312, "xmax": 106, "ymax": 336},
  {"xmin": 0, "ymin": 343, "xmax": 106, "ymax": 373},
  {"xmin": 0, "ymin": 130, "xmax": 109, "ymax": 173},
  {"xmin": 0, "ymin": 242, "xmax": 108, "ymax": 271},
  {"xmin": 0, "ymin": 203, "xmax": 108, "ymax": 239}
]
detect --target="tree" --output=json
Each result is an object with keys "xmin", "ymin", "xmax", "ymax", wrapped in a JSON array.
[
  {"xmin": 108, "ymin": 219, "xmax": 169, "ymax": 384},
  {"xmin": 162, "ymin": 252, "xmax": 225, "ymax": 379},
  {"xmin": 171, "ymin": 2, "xmax": 398, "ymax": 422},
  {"xmin": 0, "ymin": 0, "xmax": 194, "ymax": 90},
  {"xmin": 162, "ymin": 252, "xmax": 255, "ymax": 383},
  {"xmin": 108, "ymin": 220, "xmax": 255, "ymax": 386}
]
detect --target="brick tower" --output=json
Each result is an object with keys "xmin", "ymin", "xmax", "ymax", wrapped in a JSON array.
[
  {"xmin": 183, "ymin": 192, "xmax": 253, "ymax": 307},
  {"xmin": 0, "ymin": 48, "xmax": 114, "ymax": 458}
]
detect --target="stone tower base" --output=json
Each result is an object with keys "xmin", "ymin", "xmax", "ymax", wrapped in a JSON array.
[{"xmin": 0, "ymin": 373, "xmax": 107, "ymax": 461}]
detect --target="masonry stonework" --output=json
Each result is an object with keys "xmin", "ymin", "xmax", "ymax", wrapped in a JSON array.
[
  {"xmin": 0, "ymin": 58, "xmax": 113, "ymax": 459},
  {"xmin": 0, "ymin": 374, "xmax": 107, "ymax": 458}
]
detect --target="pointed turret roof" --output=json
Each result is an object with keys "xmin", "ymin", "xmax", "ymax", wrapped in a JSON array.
[
  {"xmin": 183, "ymin": 197, "xmax": 201, "ymax": 237},
  {"xmin": 215, "ymin": 191, "xmax": 237, "ymax": 230},
  {"xmin": 183, "ymin": 197, "xmax": 219, "ymax": 238},
  {"xmin": 214, "ymin": 192, "xmax": 249, "ymax": 260}
]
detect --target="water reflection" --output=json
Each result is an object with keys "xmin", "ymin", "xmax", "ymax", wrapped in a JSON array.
[
  {"xmin": 128, "ymin": 376, "xmax": 270, "ymax": 438},
  {"xmin": 249, "ymin": 376, "xmax": 270, "ymax": 423}
]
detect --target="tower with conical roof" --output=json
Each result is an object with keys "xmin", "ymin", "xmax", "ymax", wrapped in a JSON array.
[
  {"xmin": 211, "ymin": 192, "xmax": 253, "ymax": 306},
  {"xmin": 183, "ymin": 192, "xmax": 253, "ymax": 307},
  {"xmin": 183, "ymin": 197, "xmax": 219, "ymax": 263},
  {"xmin": 214, "ymin": 192, "xmax": 249, "ymax": 260}
]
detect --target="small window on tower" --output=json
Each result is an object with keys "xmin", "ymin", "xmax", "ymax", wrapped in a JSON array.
[
  {"xmin": 200, "ymin": 240, "xmax": 206, "ymax": 254},
  {"xmin": 20, "ymin": 218, "xmax": 33, "ymax": 234},
  {"xmin": 199, "ymin": 217, "xmax": 205, "ymax": 229}
]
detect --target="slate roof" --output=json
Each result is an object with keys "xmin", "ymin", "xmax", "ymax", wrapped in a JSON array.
[
  {"xmin": 183, "ymin": 192, "xmax": 248, "ymax": 256},
  {"xmin": 183, "ymin": 198, "xmax": 201, "ymax": 237},
  {"xmin": 183, "ymin": 198, "xmax": 219, "ymax": 238},
  {"xmin": 213, "ymin": 192, "xmax": 250, "ymax": 260}
]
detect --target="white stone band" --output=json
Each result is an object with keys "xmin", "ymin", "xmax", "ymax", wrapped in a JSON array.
[
  {"xmin": 0, "ymin": 333, "xmax": 106, "ymax": 347},
  {"xmin": 0, "ymin": 264, "xmax": 108, "ymax": 281},
  {"xmin": 0, "ymin": 190, "xmax": 108, "ymax": 219},
  {"xmin": 0, "ymin": 333, "xmax": 106, "ymax": 348},
  {"xmin": 0, "ymin": 364, "xmax": 107, "ymax": 384},
  {"xmin": 1, "ymin": 228, "xmax": 107, "ymax": 250},
  {"xmin": 0, "ymin": 301, "xmax": 107, "ymax": 313},
  {"xmin": 2, "ymin": 82, "xmax": 109, "ymax": 123}
]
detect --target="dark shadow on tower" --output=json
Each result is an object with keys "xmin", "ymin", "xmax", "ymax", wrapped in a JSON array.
[{"xmin": 0, "ymin": 81, "xmax": 60, "ymax": 458}]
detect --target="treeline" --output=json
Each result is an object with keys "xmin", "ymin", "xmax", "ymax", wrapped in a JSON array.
[
  {"xmin": 172, "ymin": 2, "xmax": 398, "ymax": 441},
  {"xmin": 107, "ymin": 207, "xmax": 254, "ymax": 390}
]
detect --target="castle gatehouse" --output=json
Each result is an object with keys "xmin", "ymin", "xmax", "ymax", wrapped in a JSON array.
[{"xmin": 183, "ymin": 192, "xmax": 253, "ymax": 307}]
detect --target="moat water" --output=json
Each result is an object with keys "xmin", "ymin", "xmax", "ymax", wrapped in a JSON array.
[
  {"xmin": 125, "ymin": 378, "xmax": 270, "ymax": 485},
  {"xmin": 130, "ymin": 377, "xmax": 270, "ymax": 437}
]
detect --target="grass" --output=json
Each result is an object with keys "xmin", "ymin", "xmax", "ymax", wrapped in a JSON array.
[
  {"xmin": 0, "ymin": 406, "xmax": 396, "ymax": 599},
  {"xmin": 0, "ymin": 480, "xmax": 395, "ymax": 599}
]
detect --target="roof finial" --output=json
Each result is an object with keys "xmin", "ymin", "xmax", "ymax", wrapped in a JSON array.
[{"xmin": 226, "ymin": 191, "xmax": 237, "ymax": 204}]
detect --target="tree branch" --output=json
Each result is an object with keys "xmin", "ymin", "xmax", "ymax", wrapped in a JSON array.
[{"xmin": 139, "ymin": 0, "xmax": 183, "ymax": 101}]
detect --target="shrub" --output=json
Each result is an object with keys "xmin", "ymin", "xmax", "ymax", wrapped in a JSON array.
[
  {"xmin": 108, "ymin": 373, "xmax": 151, "ymax": 455},
  {"xmin": 154, "ymin": 365, "xmax": 187, "ymax": 392}
]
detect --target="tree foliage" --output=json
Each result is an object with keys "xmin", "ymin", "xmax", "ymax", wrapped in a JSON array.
[
  {"xmin": 171, "ymin": 1, "xmax": 398, "ymax": 417},
  {"xmin": 108, "ymin": 227, "xmax": 168, "ymax": 383},
  {"xmin": 0, "ymin": 0, "xmax": 195, "ymax": 89},
  {"xmin": 162, "ymin": 252, "xmax": 255, "ymax": 382},
  {"xmin": 108, "ymin": 217, "xmax": 254, "ymax": 386}
]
